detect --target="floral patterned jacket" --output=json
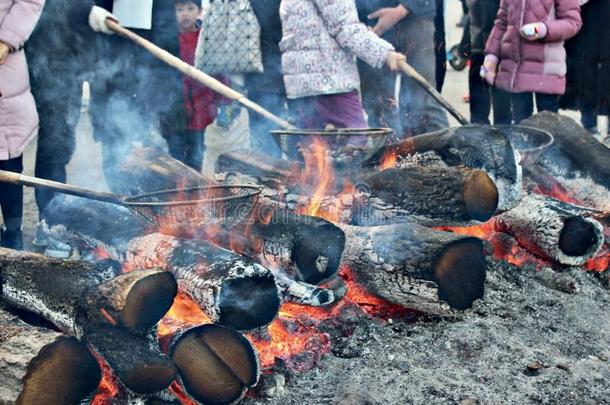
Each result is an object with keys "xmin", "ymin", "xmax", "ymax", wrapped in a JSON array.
[{"xmin": 279, "ymin": 0, "xmax": 394, "ymax": 99}]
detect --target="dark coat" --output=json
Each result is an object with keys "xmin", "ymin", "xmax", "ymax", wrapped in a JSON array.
[
  {"xmin": 467, "ymin": 0, "xmax": 500, "ymax": 54},
  {"xmin": 561, "ymin": 0, "xmax": 610, "ymax": 113},
  {"xmin": 356, "ymin": 0, "xmax": 436, "ymax": 20},
  {"xmin": 245, "ymin": 0, "xmax": 285, "ymax": 95}
]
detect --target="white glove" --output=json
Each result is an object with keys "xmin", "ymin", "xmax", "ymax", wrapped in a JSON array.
[{"xmin": 89, "ymin": 6, "xmax": 117, "ymax": 35}]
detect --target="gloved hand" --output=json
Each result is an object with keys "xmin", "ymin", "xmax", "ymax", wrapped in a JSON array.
[
  {"xmin": 480, "ymin": 54, "xmax": 499, "ymax": 85},
  {"xmin": 89, "ymin": 6, "xmax": 118, "ymax": 35},
  {"xmin": 520, "ymin": 22, "xmax": 547, "ymax": 41}
]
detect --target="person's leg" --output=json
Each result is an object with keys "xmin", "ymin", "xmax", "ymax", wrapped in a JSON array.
[
  {"xmin": 399, "ymin": 18, "xmax": 449, "ymax": 136},
  {"xmin": 0, "ymin": 156, "xmax": 24, "ymax": 249},
  {"xmin": 434, "ymin": 0, "xmax": 447, "ymax": 91},
  {"xmin": 510, "ymin": 92, "xmax": 534, "ymax": 123},
  {"xmin": 247, "ymin": 91, "xmax": 285, "ymax": 159},
  {"xmin": 580, "ymin": 108, "xmax": 598, "ymax": 133},
  {"xmin": 359, "ymin": 60, "xmax": 400, "ymax": 130},
  {"xmin": 534, "ymin": 93, "xmax": 559, "ymax": 113},
  {"xmin": 166, "ymin": 132, "xmax": 187, "ymax": 164},
  {"xmin": 184, "ymin": 131, "xmax": 204, "ymax": 172},
  {"xmin": 491, "ymin": 87, "xmax": 513, "ymax": 125},
  {"xmin": 33, "ymin": 86, "xmax": 80, "ymax": 219},
  {"xmin": 469, "ymin": 53, "xmax": 491, "ymax": 125}
]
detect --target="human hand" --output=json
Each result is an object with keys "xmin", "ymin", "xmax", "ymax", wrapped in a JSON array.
[
  {"xmin": 480, "ymin": 54, "xmax": 499, "ymax": 85},
  {"xmin": 385, "ymin": 51, "xmax": 407, "ymax": 72},
  {"xmin": 520, "ymin": 22, "xmax": 547, "ymax": 41},
  {"xmin": 368, "ymin": 5, "xmax": 409, "ymax": 36},
  {"xmin": 89, "ymin": 6, "xmax": 118, "ymax": 35},
  {"xmin": 0, "ymin": 42, "xmax": 9, "ymax": 65}
]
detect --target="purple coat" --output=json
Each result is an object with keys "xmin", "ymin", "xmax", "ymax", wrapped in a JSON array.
[
  {"xmin": 0, "ymin": 0, "xmax": 44, "ymax": 160},
  {"xmin": 485, "ymin": 0, "xmax": 582, "ymax": 94}
]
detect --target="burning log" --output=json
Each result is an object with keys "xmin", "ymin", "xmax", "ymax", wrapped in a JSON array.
[
  {"xmin": 374, "ymin": 126, "xmax": 522, "ymax": 211},
  {"xmin": 521, "ymin": 112, "xmax": 610, "ymax": 189},
  {"xmin": 250, "ymin": 209, "xmax": 346, "ymax": 285},
  {"xmin": 111, "ymin": 147, "xmax": 209, "ymax": 195},
  {"xmin": 0, "ymin": 309, "xmax": 102, "ymax": 404},
  {"xmin": 353, "ymin": 165, "xmax": 499, "ymax": 226},
  {"xmin": 86, "ymin": 327, "xmax": 176, "ymax": 395},
  {"xmin": 0, "ymin": 248, "xmax": 177, "ymax": 334},
  {"xmin": 169, "ymin": 324, "xmax": 260, "ymax": 405},
  {"xmin": 496, "ymin": 195, "xmax": 605, "ymax": 266},
  {"xmin": 127, "ymin": 234, "xmax": 281, "ymax": 330},
  {"xmin": 339, "ymin": 222, "xmax": 487, "ymax": 315}
]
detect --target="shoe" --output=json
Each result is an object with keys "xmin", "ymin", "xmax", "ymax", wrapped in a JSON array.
[
  {"xmin": 32, "ymin": 222, "xmax": 48, "ymax": 248},
  {"xmin": 0, "ymin": 227, "xmax": 23, "ymax": 250}
]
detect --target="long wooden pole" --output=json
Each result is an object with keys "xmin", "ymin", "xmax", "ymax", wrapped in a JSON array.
[
  {"xmin": 105, "ymin": 20, "xmax": 295, "ymax": 130},
  {"xmin": 398, "ymin": 60, "xmax": 471, "ymax": 126}
]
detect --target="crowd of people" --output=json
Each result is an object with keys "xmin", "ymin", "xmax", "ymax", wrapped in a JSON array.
[{"xmin": 0, "ymin": 0, "xmax": 607, "ymax": 251}]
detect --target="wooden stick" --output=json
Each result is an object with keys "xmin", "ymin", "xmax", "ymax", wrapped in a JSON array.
[
  {"xmin": 398, "ymin": 60, "xmax": 471, "ymax": 126},
  {"xmin": 106, "ymin": 20, "xmax": 295, "ymax": 131}
]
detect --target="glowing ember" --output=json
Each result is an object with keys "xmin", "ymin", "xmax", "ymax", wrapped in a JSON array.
[
  {"xmin": 380, "ymin": 148, "xmax": 399, "ymax": 171},
  {"xmin": 90, "ymin": 354, "xmax": 119, "ymax": 405},
  {"xmin": 250, "ymin": 266, "xmax": 415, "ymax": 370}
]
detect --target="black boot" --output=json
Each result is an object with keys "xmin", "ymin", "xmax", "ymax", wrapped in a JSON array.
[{"xmin": 1, "ymin": 227, "xmax": 23, "ymax": 250}]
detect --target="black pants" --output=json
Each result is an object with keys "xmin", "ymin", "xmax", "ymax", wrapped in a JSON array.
[
  {"xmin": 0, "ymin": 156, "xmax": 24, "ymax": 230},
  {"xmin": 508, "ymin": 92, "xmax": 559, "ymax": 123},
  {"xmin": 167, "ymin": 131, "xmax": 205, "ymax": 172},
  {"xmin": 434, "ymin": 0, "xmax": 447, "ymax": 91},
  {"xmin": 469, "ymin": 53, "xmax": 513, "ymax": 125},
  {"xmin": 30, "ymin": 75, "xmax": 81, "ymax": 219}
]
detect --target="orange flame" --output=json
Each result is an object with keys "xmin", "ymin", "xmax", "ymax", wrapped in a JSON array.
[
  {"xmin": 90, "ymin": 353, "xmax": 119, "ymax": 405},
  {"xmin": 380, "ymin": 148, "xmax": 399, "ymax": 171}
]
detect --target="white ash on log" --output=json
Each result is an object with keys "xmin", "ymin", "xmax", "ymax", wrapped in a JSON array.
[
  {"xmin": 85, "ymin": 327, "xmax": 176, "ymax": 395},
  {"xmin": 521, "ymin": 112, "xmax": 610, "ymax": 189},
  {"xmin": 110, "ymin": 147, "xmax": 209, "ymax": 195},
  {"xmin": 127, "ymin": 234, "xmax": 281, "ymax": 330},
  {"xmin": 496, "ymin": 195, "xmax": 605, "ymax": 266},
  {"xmin": 353, "ymin": 165, "xmax": 499, "ymax": 226},
  {"xmin": 374, "ymin": 126, "xmax": 522, "ymax": 211},
  {"xmin": 169, "ymin": 324, "xmax": 260, "ymax": 405},
  {"xmin": 339, "ymin": 222, "xmax": 487, "ymax": 315},
  {"xmin": 0, "ymin": 249, "xmax": 177, "ymax": 335},
  {"xmin": 0, "ymin": 309, "xmax": 102, "ymax": 404}
]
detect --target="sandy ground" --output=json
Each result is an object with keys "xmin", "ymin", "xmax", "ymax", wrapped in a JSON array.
[{"xmin": 5, "ymin": 0, "xmax": 609, "ymax": 246}]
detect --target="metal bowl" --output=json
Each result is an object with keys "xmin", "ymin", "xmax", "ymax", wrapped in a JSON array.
[{"xmin": 492, "ymin": 125, "xmax": 554, "ymax": 165}]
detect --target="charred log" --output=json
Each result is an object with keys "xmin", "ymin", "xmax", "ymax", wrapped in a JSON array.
[
  {"xmin": 521, "ymin": 112, "xmax": 610, "ymax": 189},
  {"xmin": 111, "ymin": 147, "xmax": 209, "ymax": 195},
  {"xmin": 339, "ymin": 223, "xmax": 487, "ymax": 315},
  {"xmin": 43, "ymin": 195, "xmax": 148, "ymax": 260},
  {"xmin": 373, "ymin": 126, "xmax": 522, "ymax": 211},
  {"xmin": 217, "ymin": 151, "xmax": 297, "ymax": 188},
  {"xmin": 0, "ymin": 309, "xmax": 101, "ymax": 404},
  {"xmin": 353, "ymin": 165, "xmax": 499, "ymax": 226},
  {"xmin": 81, "ymin": 269, "xmax": 178, "ymax": 332},
  {"xmin": 0, "ymin": 249, "xmax": 176, "ymax": 334},
  {"xmin": 249, "ymin": 209, "xmax": 346, "ymax": 285},
  {"xmin": 86, "ymin": 327, "xmax": 176, "ymax": 395},
  {"xmin": 127, "ymin": 234, "xmax": 280, "ymax": 330},
  {"xmin": 170, "ymin": 324, "xmax": 259, "ymax": 405},
  {"xmin": 496, "ymin": 195, "xmax": 605, "ymax": 265}
]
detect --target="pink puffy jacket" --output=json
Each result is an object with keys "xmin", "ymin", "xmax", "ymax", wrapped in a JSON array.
[
  {"xmin": 485, "ymin": 0, "xmax": 582, "ymax": 94},
  {"xmin": 0, "ymin": 0, "xmax": 44, "ymax": 160}
]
